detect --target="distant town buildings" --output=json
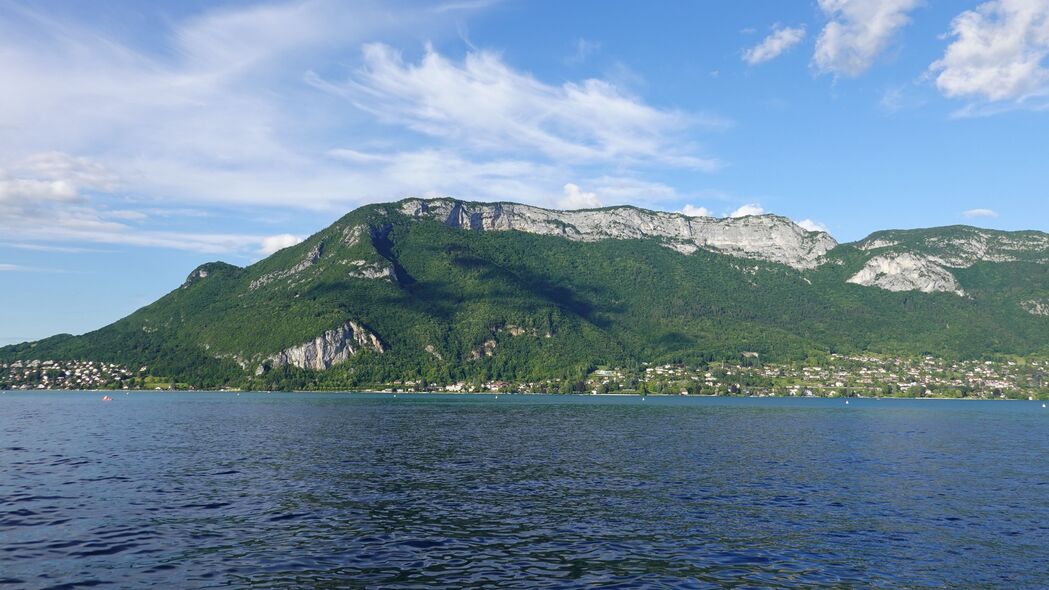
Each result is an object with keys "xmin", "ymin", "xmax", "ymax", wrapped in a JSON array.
[{"xmin": 2, "ymin": 354, "xmax": 1046, "ymax": 399}]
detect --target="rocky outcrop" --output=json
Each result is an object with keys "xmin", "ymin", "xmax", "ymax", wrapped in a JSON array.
[
  {"xmin": 341, "ymin": 224, "xmax": 366, "ymax": 247},
  {"xmin": 182, "ymin": 266, "xmax": 210, "ymax": 287},
  {"xmin": 468, "ymin": 339, "xmax": 497, "ymax": 361},
  {"xmin": 500, "ymin": 324, "xmax": 535, "ymax": 337},
  {"xmin": 398, "ymin": 198, "xmax": 837, "ymax": 270},
  {"xmin": 250, "ymin": 242, "xmax": 324, "ymax": 291},
  {"xmin": 1021, "ymin": 299, "xmax": 1049, "ymax": 317},
  {"xmin": 857, "ymin": 239, "xmax": 898, "ymax": 251},
  {"xmin": 343, "ymin": 259, "xmax": 395, "ymax": 281},
  {"xmin": 921, "ymin": 232, "xmax": 1049, "ymax": 266},
  {"xmin": 424, "ymin": 344, "xmax": 443, "ymax": 361},
  {"xmin": 257, "ymin": 320, "xmax": 384, "ymax": 374},
  {"xmin": 182, "ymin": 262, "xmax": 240, "ymax": 289},
  {"xmin": 850, "ymin": 227, "xmax": 1049, "ymax": 296},
  {"xmin": 856, "ymin": 228, "xmax": 1049, "ymax": 266},
  {"xmin": 847, "ymin": 253, "xmax": 965, "ymax": 296}
]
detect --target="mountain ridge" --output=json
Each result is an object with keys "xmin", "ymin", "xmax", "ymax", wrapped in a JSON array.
[{"xmin": 2, "ymin": 197, "xmax": 1047, "ymax": 390}]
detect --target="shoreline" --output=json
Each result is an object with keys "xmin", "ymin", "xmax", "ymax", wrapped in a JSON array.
[{"xmin": 1, "ymin": 388, "xmax": 1041, "ymax": 401}]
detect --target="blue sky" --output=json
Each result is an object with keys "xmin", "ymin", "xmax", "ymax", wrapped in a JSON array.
[{"xmin": 2, "ymin": 0, "xmax": 1048, "ymax": 343}]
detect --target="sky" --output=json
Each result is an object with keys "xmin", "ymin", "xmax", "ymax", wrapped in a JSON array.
[{"xmin": 2, "ymin": 0, "xmax": 1049, "ymax": 344}]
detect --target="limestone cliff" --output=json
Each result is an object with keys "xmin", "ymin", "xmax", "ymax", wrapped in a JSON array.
[
  {"xmin": 398, "ymin": 198, "xmax": 837, "ymax": 270},
  {"xmin": 847, "ymin": 253, "xmax": 965, "ymax": 296},
  {"xmin": 250, "ymin": 242, "xmax": 324, "ymax": 291},
  {"xmin": 856, "ymin": 227, "xmax": 1049, "ymax": 267},
  {"xmin": 257, "ymin": 321, "xmax": 384, "ymax": 374},
  {"xmin": 849, "ymin": 227, "xmax": 1049, "ymax": 296}
]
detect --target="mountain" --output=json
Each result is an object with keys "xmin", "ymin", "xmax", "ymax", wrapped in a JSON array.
[{"xmin": 3, "ymin": 197, "xmax": 1048, "ymax": 389}]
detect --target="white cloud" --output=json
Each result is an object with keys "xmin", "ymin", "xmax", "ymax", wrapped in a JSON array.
[
  {"xmin": 586, "ymin": 176, "xmax": 680, "ymax": 206},
  {"xmin": 814, "ymin": 0, "xmax": 922, "ymax": 76},
  {"xmin": 0, "ymin": 263, "xmax": 19, "ymax": 271},
  {"xmin": 330, "ymin": 148, "xmax": 563, "ymax": 205},
  {"xmin": 0, "ymin": 243, "xmax": 104, "ymax": 253},
  {"xmin": 559, "ymin": 183, "xmax": 602, "ymax": 210},
  {"xmin": 962, "ymin": 207, "xmax": 999, "ymax": 218},
  {"xmin": 743, "ymin": 26, "xmax": 807, "ymax": 65},
  {"xmin": 0, "ymin": 2, "xmax": 728, "ymax": 255},
  {"xmin": 0, "ymin": 1, "xmax": 488, "ymax": 215},
  {"xmin": 0, "ymin": 151, "xmax": 282, "ymax": 254},
  {"xmin": 680, "ymin": 204, "xmax": 714, "ymax": 217},
  {"xmin": 880, "ymin": 86, "xmax": 906, "ymax": 112},
  {"xmin": 796, "ymin": 218, "xmax": 830, "ymax": 232},
  {"xmin": 729, "ymin": 203, "xmax": 765, "ymax": 218},
  {"xmin": 312, "ymin": 43, "xmax": 723, "ymax": 170},
  {"xmin": 259, "ymin": 233, "xmax": 304, "ymax": 255},
  {"xmin": 566, "ymin": 38, "xmax": 601, "ymax": 65},
  {"xmin": 930, "ymin": 0, "xmax": 1049, "ymax": 103},
  {"xmin": 16, "ymin": 152, "xmax": 119, "ymax": 191},
  {"xmin": 0, "ymin": 179, "xmax": 79, "ymax": 203}
]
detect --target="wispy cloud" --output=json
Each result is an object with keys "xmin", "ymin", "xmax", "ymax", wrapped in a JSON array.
[
  {"xmin": 310, "ymin": 43, "xmax": 725, "ymax": 170},
  {"xmin": 0, "ymin": 1, "xmax": 728, "ymax": 254},
  {"xmin": 328, "ymin": 148, "xmax": 565, "ymax": 205},
  {"xmin": 743, "ymin": 26, "xmax": 806, "ymax": 65},
  {"xmin": 0, "ymin": 2, "xmax": 484, "ymax": 211},
  {"xmin": 565, "ymin": 38, "xmax": 602, "ymax": 65},
  {"xmin": 962, "ymin": 208, "xmax": 999, "ymax": 218},
  {"xmin": 813, "ymin": 0, "xmax": 922, "ymax": 77},
  {"xmin": 0, "ymin": 243, "xmax": 107, "ymax": 254},
  {"xmin": 0, "ymin": 263, "xmax": 72, "ymax": 273},
  {"xmin": 0, "ymin": 151, "xmax": 292, "ymax": 254}
]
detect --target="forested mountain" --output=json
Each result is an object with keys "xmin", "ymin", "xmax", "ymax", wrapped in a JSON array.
[{"xmin": 3, "ymin": 198, "xmax": 1047, "ymax": 390}]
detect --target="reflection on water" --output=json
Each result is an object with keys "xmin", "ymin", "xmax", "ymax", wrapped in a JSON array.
[{"xmin": 2, "ymin": 393, "xmax": 1048, "ymax": 588}]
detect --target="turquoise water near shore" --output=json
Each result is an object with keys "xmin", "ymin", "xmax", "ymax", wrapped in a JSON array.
[{"xmin": 2, "ymin": 392, "xmax": 1048, "ymax": 588}]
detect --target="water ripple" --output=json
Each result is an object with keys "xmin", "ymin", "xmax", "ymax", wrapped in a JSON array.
[{"xmin": 2, "ymin": 392, "xmax": 1049, "ymax": 588}]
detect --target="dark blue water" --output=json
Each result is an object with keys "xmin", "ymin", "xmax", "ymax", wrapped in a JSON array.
[{"xmin": 2, "ymin": 393, "xmax": 1049, "ymax": 588}]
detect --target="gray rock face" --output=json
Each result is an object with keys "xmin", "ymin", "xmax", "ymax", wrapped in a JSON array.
[
  {"xmin": 1021, "ymin": 299, "xmax": 1049, "ymax": 316},
  {"xmin": 857, "ymin": 238, "xmax": 898, "ymax": 251},
  {"xmin": 398, "ymin": 198, "xmax": 837, "ymax": 270},
  {"xmin": 847, "ymin": 253, "xmax": 965, "ymax": 296},
  {"xmin": 343, "ymin": 259, "xmax": 395, "ymax": 281},
  {"xmin": 857, "ymin": 229, "xmax": 1049, "ymax": 266},
  {"xmin": 258, "ymin": 320, "xmax": 384, "ymax": 374},
  {"xmin": 341, "ymin": 224, "xmax": 365, "ymax": 247},
  {"xmin": 851, "ymin": 228, "xmax": 1049, "ymax": 296},
  {"xmin": 181, "ymin": 267, "xmax": 209, "ymax": 288},
  {"xmin": 250, "ymin": 242, "xmax": 324, "ymax": 291}
]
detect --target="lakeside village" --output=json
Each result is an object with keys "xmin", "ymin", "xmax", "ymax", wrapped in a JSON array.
[{"xmin": 3, "ymin": 354, "xmax": 1048, "ymax": 399}]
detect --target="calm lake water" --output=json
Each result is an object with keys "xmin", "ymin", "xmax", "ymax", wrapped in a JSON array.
[{"xmin": 2, "ymin": 392, "xmax": 1048, "ymax": 589}]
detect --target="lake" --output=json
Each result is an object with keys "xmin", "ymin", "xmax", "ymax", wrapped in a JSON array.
[{"xmin": 2, "ymin": 392, "xmax": 1048, "ymax": 588}]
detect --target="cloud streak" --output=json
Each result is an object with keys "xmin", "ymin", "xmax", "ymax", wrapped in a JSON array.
[
  {"xmin": 962, "ymin": 208, "xmax": 999, "ymax": 218},
  {"xmin": 743, "ymin": 26, "xmax": 806, "ymax": 65},
  {"xmin": 311, "ymin": 43, "xmax": 724, "ymax": 171}
]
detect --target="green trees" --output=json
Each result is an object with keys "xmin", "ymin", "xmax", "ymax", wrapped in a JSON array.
[{"xmin": 2, "ymin": 202, "xmax": 1048, "ymax": 390}]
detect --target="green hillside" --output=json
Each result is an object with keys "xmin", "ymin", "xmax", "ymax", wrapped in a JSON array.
[{"xmin": 2, "ymin": 200, "xmax": 1047, "ymax": 390}]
